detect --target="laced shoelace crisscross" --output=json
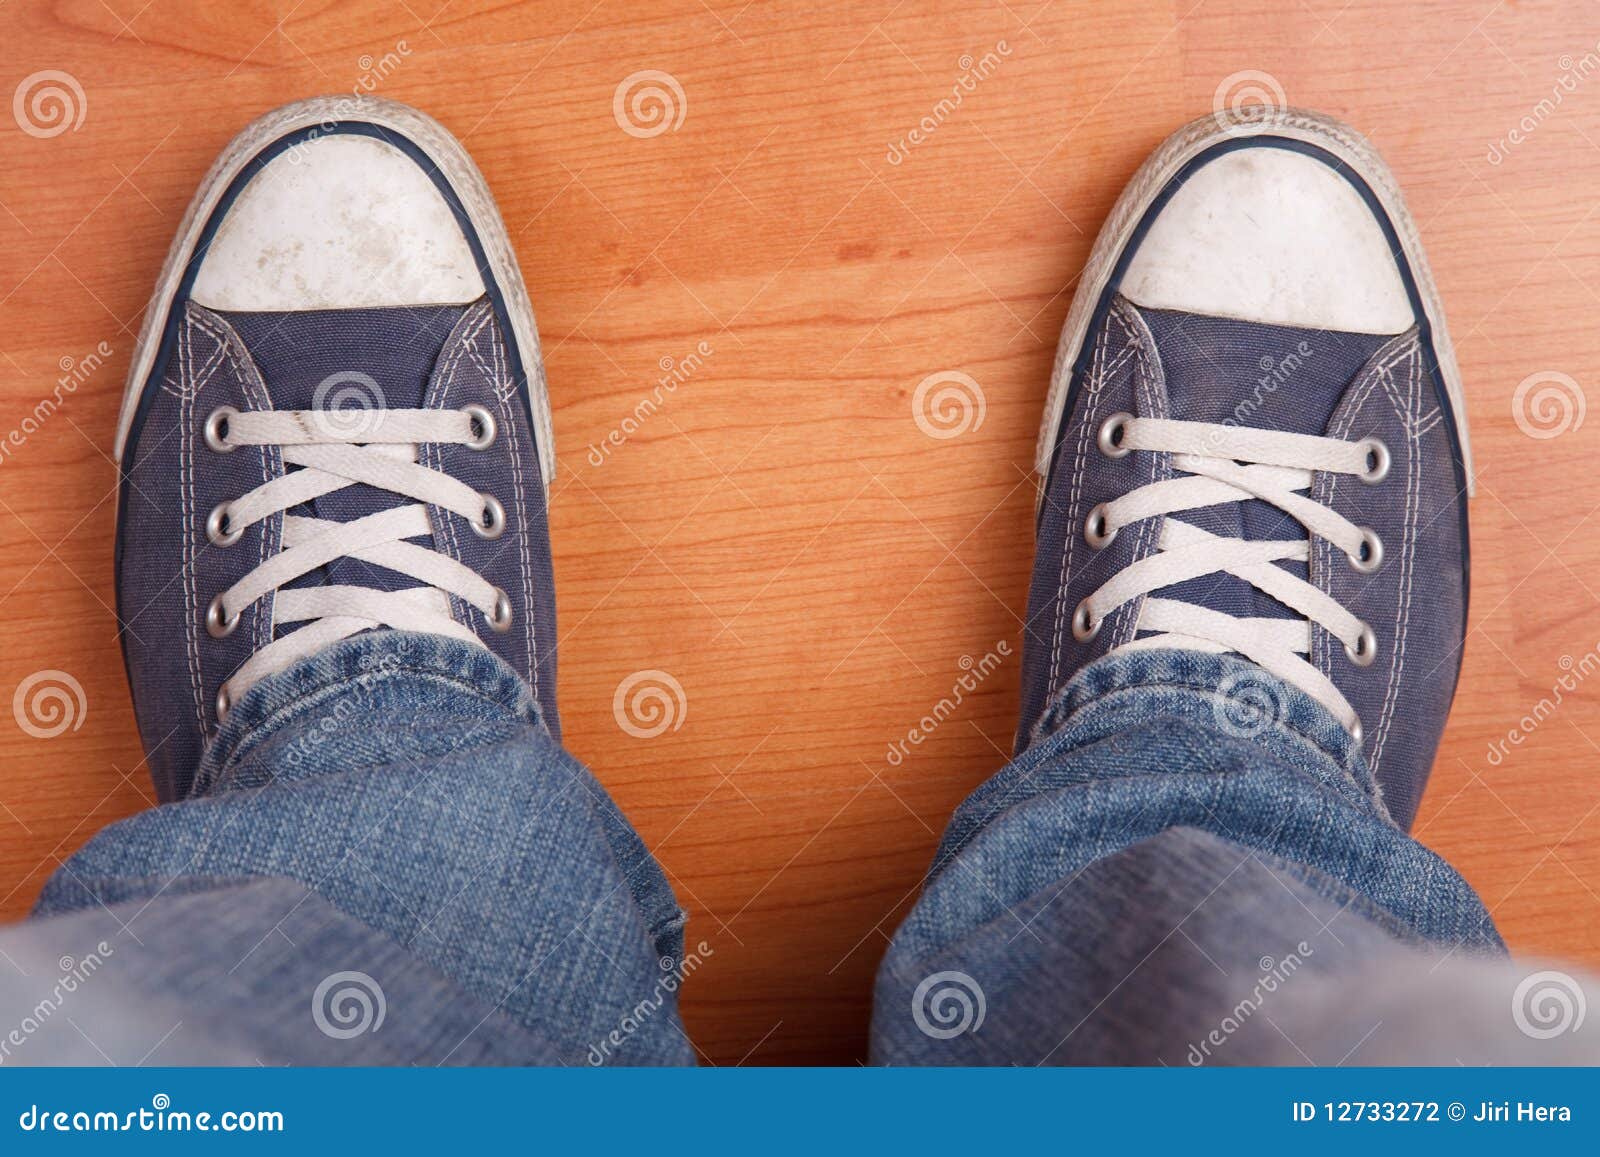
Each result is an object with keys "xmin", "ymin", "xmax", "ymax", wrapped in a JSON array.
[
  {"xmin": 200, "ymin": 403, "xmax": 510, "ymax": 720},
  {"xmin": 1071, "ymin": 412, "xmax": 1391, "ymax": 741}
]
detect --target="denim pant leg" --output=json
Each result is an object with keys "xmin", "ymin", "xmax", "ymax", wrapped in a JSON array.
[
  {"xmin": 869, "ymin": 649, "xmax": 1590, "ymax": 1065},
  {"xmin": 17, "ymin": 631, "xmax": 696, "ymax": 1067},
  {"xmin": 0, "ymin": 879, "xmax": 575, "ymax": 1064}
]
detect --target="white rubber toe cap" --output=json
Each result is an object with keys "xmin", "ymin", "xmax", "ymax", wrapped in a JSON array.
[
  {"xmin": 1121, "ymin": 146, "xmax": 1413, "ymax": 334},
  {"xmin": 190, "ymin": 133, "xmax": 484, "ymax": 311}
]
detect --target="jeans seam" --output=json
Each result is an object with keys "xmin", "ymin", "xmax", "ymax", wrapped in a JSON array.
[
  {"xmin": 1037, "ymin": 671, "xmax": 1357, "ymax": 775},
  {"xmin": 201, "ymin": 664, "xmax": 533, "ymax": 791}
]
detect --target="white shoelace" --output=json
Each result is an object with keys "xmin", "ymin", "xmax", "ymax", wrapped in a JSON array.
[
  {"xmin": 1074, "ymin": 413, "xmax": 1390, "ymax": 741},
  {"xmin": 201, "ymin": 404, "xmax": 509, "ymax": 719}
]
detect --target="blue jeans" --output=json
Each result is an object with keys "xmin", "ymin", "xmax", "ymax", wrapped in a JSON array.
[{"xmin": 0, "ymin": 633, "xmax": 1590, "ymax": 1065}]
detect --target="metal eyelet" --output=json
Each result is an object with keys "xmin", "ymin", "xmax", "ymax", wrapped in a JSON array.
[
  {"xmin": 205, "ymin": 593, "xmax": 239, "ymax": 638},
  {"xmin": 488, "ymin": 587, "xmax": 514, "ymax": 633},
  {"xmin": 204, "ymin": 406, "xmax": 240, "ymax": 453},
  {"xmin": 1084, "ymin": 503, "xmax": 1117, "ymax": 550},
  {"xmin": 215, "ymin": 685, "xmax": 232, "ymax": 723},
  {"xmin": 1345, "ymin": 622, "xmax": 1378, "ymax": 668},
  {"xmin": 1347, "ymin": 528, "xmax": 1384, "ymax": 574},
  {"xmin": 1357, "ymin": 437, "xmax": 1390, "ymax": 484},
  {"xmin": 471, "ymin": 494, "xmax": 506, "ymax": 540},
  {"xmin": 1097, "ymin": 412, "xmax": 1134, "ymax": 458},
  {"xmin": 1349, "ymin": 718, "xmax": 1364, "ymax": 747},
  {"xmin": 463, "ymin": 404, "xmax": 497, "ymax": 451},
  {"xmin": 206, "ymin": 501, "xmax": 243, "ymax": 547},
  {"xmin": 1071, "ymin": 599, "xmax": 1101, "ymax": 643}
]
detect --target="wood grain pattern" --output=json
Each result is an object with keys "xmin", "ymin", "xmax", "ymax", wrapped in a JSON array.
[{"xmin": 2, "ymin": 0, "xmax": 1598, "ymax": 1065}]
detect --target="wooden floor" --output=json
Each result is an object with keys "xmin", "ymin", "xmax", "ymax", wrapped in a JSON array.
[{"xmin": 3, "ymin": 0, "xmax": 1600, "ymax": 1065}]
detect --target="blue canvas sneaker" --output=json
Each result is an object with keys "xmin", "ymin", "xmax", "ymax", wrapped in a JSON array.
[
  {"xmin": 114, "ymin": 97, "xmax": 559, "ymax": 801},
  {"xmin": 1020, "ymin": 108, "xmax": 1473, "ymax": 830}
]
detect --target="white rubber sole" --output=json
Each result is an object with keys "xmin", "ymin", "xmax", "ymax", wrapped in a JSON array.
[
  {"xmin": 1036, "ymin": 107, "xmax": 1473, "ymax": 505},
  {"xmin": 114, "ymin": 95, "xmax": 555, "ymax": 492}
]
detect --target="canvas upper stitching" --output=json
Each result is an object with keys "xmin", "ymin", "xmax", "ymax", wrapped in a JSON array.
[
  {"xmin": 428, "ymin": 303, "xmax": 495, "ymax": 636},
  {"xmin": 190, "ymin": 307, "xmax": 283, "ymax": 665},
  {"xmin": 488, "ymin": 327, "xmax": 539, "ymax": 699},
  {"xmin": 1047, "ymin": 318, "xmax": 1139, "ymax": 693},
  {"xmin": 1111, "ymin": 300, "xmax": 1168, "ymax": 652},
  {"xmin": 178, "ymin": 312, "xmax": 207, "ymax": 737},
  {"xmin": 1369, "ymin": 347, "xmax": 1424, "ymax": 768},
  {"xmin": 1318, "ymin": 332, "xmax": 1422, "ymax": 772},
  {"xmin": 1316, "ymin": 333, "xmax": 1419, "ymax": 684}
]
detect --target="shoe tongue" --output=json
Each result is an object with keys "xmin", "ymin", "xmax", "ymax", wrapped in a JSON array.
[
  {"xmin": 217, "ymin": 303, "xmax": 472, "ymax": 603},
  {"xmin": 1131, "ymin": 304, "xmax": 1391, "ymax": 621}
]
